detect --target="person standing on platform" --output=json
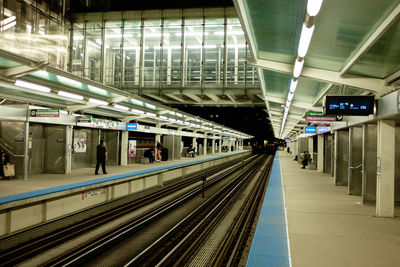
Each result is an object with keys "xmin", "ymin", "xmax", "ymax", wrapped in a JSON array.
[
  {"xmin": 0, "ymin": 150, "xmax": 10, "ymax": 179},
  {"xmin": 95, "ymin": 140, "xmax": 108, "ymax": 175}
]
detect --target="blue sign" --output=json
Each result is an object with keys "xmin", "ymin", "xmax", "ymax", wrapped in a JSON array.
[
  {"xmin": 127, "ymin": 123, "xmax": 137, "ymax": 130},
  {"xmin": 305, "ymin": 126, "xmax": 317, "ymax": 134},
  {"xmin": 284, "ymin": 138, "xmax": 291, "ymax": 142},
  {"xmin": 222, "ymin": 136, "xmax": 229, "ymax": 140},
  {"xmin": 317, "ymin": 126, "xmax": 329, "ymax": 134}
]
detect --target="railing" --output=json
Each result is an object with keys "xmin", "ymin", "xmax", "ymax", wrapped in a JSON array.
[{"xmin": 0, "ymin": 138, "xmax": 24, "ymax": 158}]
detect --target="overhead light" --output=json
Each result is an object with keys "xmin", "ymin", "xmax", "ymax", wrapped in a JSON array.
[
  {"xmin": 0, "ymin": 16, "xmax": 16, "ymax": 27},
  {"xmin": 175, "ymin": 112, "xmax": 183, "ymax": 117},
  {"xmin": 307, "ymin": 0, "xmax": 324, "ymax": 16},
  {"xmin": 289, "ymin": 79, "xmax": 298, "ymax": 93},
  {"xmin": 88, "ymin": 85, "xmax": 107, "ymax": 94},
  {"xmin": 58, "ymin": 76, "xmax": 82, "ymax": 87},
  {"xmin": 132, "ymin": 108, "xmax": 145, "ymax": 114},
  {"xmin": 15, "ymin": 80, "xmax": 51, "ymax": 93},
  {"xmin": 145, "ymin": 103, "xmax": 156, "ymax": 110},
  {"xmin": 58, "ymin": 91, "xmax": 84, "ymax": 100},
  {"xmin": 168, "ymin": 118, "xmax": 176, "ymax": 122},
  {"xmin": 298, "ymin": 24, "xmax": 315, "ymax": 58},
  {"xmin": 88, "ymin": 98, "xmax": 108, "ymax": 105},
  {"xmin": 159, "ymin": 115, "xmax": 168, "ymax": 120},
  {"xmin": 131, "ymin": 99, "xmax": 143, "ymax": 106},
  {"xmin": 146, "ymin": 112, "xmax": 157, "ymax": 117},
  {"xmin": 293, "ymin": 59, "xmax": 304, "ymax": 78},
  {"xmin": 114, "ymin": 104, "xmax": 129, "ymax": 111},
  {"xmin": 287, "ymin": 92, "xmax": 294, "ymax": 102},
  {"xmin": 0, "ymin": 20, "xmax": 16, "ymax": 32}
]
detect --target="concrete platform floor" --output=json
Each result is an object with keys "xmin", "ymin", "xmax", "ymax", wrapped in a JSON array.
[
  {"xmin": 279, "ymin": 152, "xmax": 400, "ymax": 267},
  {"xmin": 0, "ymin": 152, "xmax": 238, "ymax": 198}
]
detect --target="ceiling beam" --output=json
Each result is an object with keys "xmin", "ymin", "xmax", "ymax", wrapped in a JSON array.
[
  {"xmin": 312, "ymin": 83, "xmax": 334, "ymax": 106},
  {"xmin": 340, "ymin": 3, "xmax": 400, "ymax": 76},
  {"xmin": 66, "ymin": 103, "xmax": 102, "ymax": 113},
  {"xmin": 145, "ymin": 94, "xmax": 170, "ymax": 104},
  {"xmin": 248, "ymin": 58, "xmax": 392, "ymax": 95},
  {"xmin": 184, "ymin": 93, "xmax": 202, "ymax": 103},
  {"xmin": 110, "ymin": 96, "xmax": 128, "ymax": 104},
  {"xmin": 205, "ymin": 93, "xmax": 220, "ymax": 103},
  {"xmin": 226, "ymin": 94, "xmax": 237, "ymax": 103},
  {"xmin": 0, "ymin": 61, "xmax": 49, "ymax": 78},
  {"xmin": 165, "ymin": 94, "xmax": 185, "ymax": 103},
  {"xmin": 258, "ymin": 94, "xmax": 321, "ymax": 111}
]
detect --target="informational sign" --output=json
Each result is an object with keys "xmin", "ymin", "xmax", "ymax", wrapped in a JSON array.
[
  {"xmin": 30, "ymin": 109, "xmax": 59, "ymax": 117},
  {"xmin": 128, "ymin": 140, "xmax": 137, "ymax": 158},
  {"xmin": 284, "ymin": 138, "xmax": 291, "ymax": 142},
  {"xmin": 324, "ymin": 95, "xmax": 374, "ymax": 115},
  {"xmin": 306, "ymin": 116, "xmax": 337, "ymax": 122},
  {"xmin": 222, "ymin": 136, "xmax": 229, "ymax": 140},
  {"xmin": 76, "ymin": 115, "xmax": 92, "ymax": 127},
  {"xmin": 127, "ymin": 123, "xmax": 138, "ymax": 130},
  {"xmin": 306, "ymin": 112, "xmax": 323, "ymax": 116},
  {"xmin": 317, "ymin": 126, "xmax": 330, "ymax": 134},
  {"xmin": 73, "ymin": 130, "xmax": 87, "ymax": 153},
  {"xmin": 305, "ymin": 126, "xmax": 317, "ymax": 134},
  {"xmin": 313, "ymin": 122, "xmax": 331, "ymax": 126},
  {"xmin": 90, "ymin": 119, "xmax": 121, "ymax": 130},
  {"xmin": 117, "ymin": 123, "xmax": 127, "ymax": 130}
]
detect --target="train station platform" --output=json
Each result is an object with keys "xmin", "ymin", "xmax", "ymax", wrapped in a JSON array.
[{"xmin": 278, "ymin": 151, "xmax": 400, "ymax": 267}]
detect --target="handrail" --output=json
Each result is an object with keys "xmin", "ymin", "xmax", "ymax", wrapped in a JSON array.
[
  {"xmin": 0, "ymin": 139, "xmax": 24, "ymax": 157},
  {"xmin": 350, "ymin": 163, "xmax": 363, "ymax": 169}
]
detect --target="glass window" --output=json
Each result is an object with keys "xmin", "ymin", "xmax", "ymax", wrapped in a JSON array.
[
  {"xmin": 143, "ymin": 20, "xmax": 161, "ymax": 88},
  {"xmin": 184, "ymin": 19, "xmax": 203, "ymax": 86},
  {"xmin": 123, "ymin": 21, "xmax": 141, "ymax": 89},
  {"xmin": 227, "ymin": 18, "xmax": 246, "ymax": 86},
  {"xmin": 162, "ymin": 19, "xmax": 182, "ymax": 88},
  {"xmin": 203, "ymin": 18, "xmax": 224, "ymax": 88},
  {"xmin": 85, "ymin": 22, "xmax": 102, "ymax": 82},
  {"xmin": 104, "ymin": 21, "xmax": 122, "ymax": 86}
]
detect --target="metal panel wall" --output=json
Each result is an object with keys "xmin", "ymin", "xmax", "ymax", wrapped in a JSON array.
[
  {"xmin": 174, "ymin": 136, "xmax": 182, "ymax": 160},
  {"xmin": 362, "ymin": 124, "xmax": 377, "ymax": 204},
  {"xmin": 335, "ymin": 130, "xmax": 349, "ymax": 186},
  {"xmin": 349, "ymin": 127, "xmax": 363, "ymax": 195},
  {"xmin": 0, "ymin": 122, "xmax": 25, "ymax": 177},
  {"xmin": 324, "ymin": 134, "xmax": 332, "ymax": 173},
  {"xmin": 72, "ymin": 128, "xmax": 93, "ymax": 169},
  {"xmin": 29, "ymin": 124, "xmax": 44, "ymax": 174},
  {"xmin": 103, "ymin": 130, "xmax": 119, "ymax": 165},
  {"xmin": 297, "ymin": 137, "xmax": 308, "ymax": 155},
  {"xmin": 396, "ymin": 126, "xmax": 400, "ymax": 204},
  {"xmin": 163, "ymin": 135, "xmax": 182, "ymax": 160},
  {"xmin": 44, "ymin": 126, "xmax": 65, "ymax": 174}
]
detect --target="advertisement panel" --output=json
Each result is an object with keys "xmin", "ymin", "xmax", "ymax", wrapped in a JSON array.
[
  {"xmin": 128, "ymin": 140, "xmax": 137, "ymax": 158},
  {"xmin": 73, "ymin": 131, "xmax": 87, "ymax": 153}
]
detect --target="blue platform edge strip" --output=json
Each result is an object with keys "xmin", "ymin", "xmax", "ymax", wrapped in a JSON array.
[
  {"xmin": 0, "ymin": 151, "xmax": 249, "ymax": 205},
  {"xmin": 246, "ymin": 153, "xmax": 291, "ymax": 267}
]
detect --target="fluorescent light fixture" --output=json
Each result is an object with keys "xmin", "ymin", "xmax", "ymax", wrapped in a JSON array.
[
  {"xmin": 131, "ymin": 108, "xmax": 145, "ymax": 114},
  {"xmin": 168, "ymin": 118, "xmax": 176, "ymax": 122},
  {"xmin": 184, "ymin": 121, "xmax": 191, "ymax": 125},
  {"xmin": 59, "ymin": 110, "xmax": 68, "ymax": 115},
  {"xmin": 0, "ymin": 20, "xmax": 16, "ymax": 31},
  {"xmin": 287, "ymin": 92, "xmax": 294, "ymax": 102},
  {"xmin": 145, "ymin": 103, "xmax": 156, "ymax": 110},
  {"xmin": 58, "ymin": 76, "xmax": 82, "ymax": 87},
  {"xmin": 88, "ymin": 98, "xmax": 108, "ymax": 105},
  {"xmin": 159, "ymin": 115, "xmax": 168, "ymax": 120},
  {"xmin": 58, "ymin": 91, "xmax": 84, "ymax": 100},
  {"xmin": 298, "ymin": 24, "xmax": 315, "ymax": 58},
  {"xmin": 114, "ymin": 104, "xmax": 129, "ymax": 111},
  {"xmin": 307, "ymin": 0, "xmax": 324, "ymax": 16},
  {"xmin": 169, "ymin": 111, "xmax": 176, "ymax": 116},
  {"xmin": 131, "ymin": 99, "xmax": 143, "ymax": 106},
  {"xmin": 293, "ymin": 59, "xmax": 304, "ymax": 78},
  {"xmin": 289, "ymin": 79, "xmax": 298, "ymax": 93},
  {"xmin": 146, "ymin": 112, "xmax": 157, "ymax": 117},
  {"xmin": 175, "ymin": 112, "xmax": 183, "ymax": 117},
  {"xmin": 88, "ymin": 85, "xmax": 107, "ymax": 94},
  {"xmin": 15, "ymin": 80, "xmax": 51, "ymax": 93},
  {"xmin": 177, "ymin": 120, "xmax": 184, "ymax": 124}
]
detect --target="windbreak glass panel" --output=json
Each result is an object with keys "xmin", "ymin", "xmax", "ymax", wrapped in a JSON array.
[
  {"xmin": 227, "ymin": 18, "xmax": 246, "ymax": 87},
  {"xmin": 184, "ymin": 19, "xmax": 203, "ymax": 87},
  {"xmin": 85, "ymin": 22, "xmax": 102, "ymax": 82},
  {"xmin": 162, "ymin": 19, "xmax": 182, "ymax": 88},
  {"xmin": 143, "ymin": 20, "xmax": 161, "ymax": 88},
  {"xmin": 203, "ymin": 18, "xmax": 224, "ymax": 88},
  {"xmin": 123, "ymin": 21, "xmax": 141, "ymax": 89},
  {"xmin": 104, "ymin": 21, "xmax": 122, "ymax": 87}
]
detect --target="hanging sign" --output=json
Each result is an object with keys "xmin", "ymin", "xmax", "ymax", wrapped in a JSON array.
[
  {"xmin": 306, "ymin": 116, "xmax": 337, "ymax": 122},
  {"xmin": 30, "ymin": 109, "xmax": 59, "ymax": 117},
  {"xmin": 76, "ymin": 115, "xmax": 92, "ymax": 127},
  {"xmin": 127, "ymin": 123, "xmax": 138, "ymax": 130},
  {"xmin": 305, "ymin": 126, "xmax": 317, "ymax": 133}
]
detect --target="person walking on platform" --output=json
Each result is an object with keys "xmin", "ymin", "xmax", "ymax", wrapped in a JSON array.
[
  {"xmin": 0, "ymin": 150, "xmax": 11, "ymax": 179},
  {"xmin": 95, "ymin": 140, "xmax": 108, "ymax": 175}
]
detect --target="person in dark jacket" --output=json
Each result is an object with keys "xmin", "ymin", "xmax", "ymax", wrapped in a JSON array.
[{"xmin": 95, "ymin": 140, "xmax": 108, "ymax": 175}]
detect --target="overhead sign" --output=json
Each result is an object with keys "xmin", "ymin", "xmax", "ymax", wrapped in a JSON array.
[
  {"xmin": 76, "ymin": 115, "xmax": 92, "ymax": 127},
  {"xmin": 317, "ymin": 126, "xmax": 330, "ymax": 134},
  {"xmin": 127, "ymin": 123, "xmax": 138, "ymax": 130},
  {"xmin": 30, "ymin": 109, "xmax": 59, "ymax": 117},
  {"xmin": 306, "ymin": 116, "xmax": 337, "ymax": 122},
  {"xmin": 222, "ymin": 136, "xmax": 229, "ymax": 140},
  {"xmin": 313, "ymin": 122, "xmax": 331, "ymax": 126},
  {"xmin": 305, "ymin": 126, "xmax": 317, "ymax": 134},
  {"xmin": 284, "ymin": 138, "xmax": 291, "ymax": 142},
  {"xmin": 324, "ymin": 95, "xmax": 374, "ymax": 115},
  {"xmin": 306, "ymin": 112, "xmax": 323, "ymax": 116}
]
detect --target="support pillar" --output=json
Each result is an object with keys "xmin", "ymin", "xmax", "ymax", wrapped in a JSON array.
[
  {"xmin": 155, "ymin": 133, "xmax": 161, "ymax": 160},
  {"xmin": 121, "ymin": 130, "xmax": 128, "ymax": 166},
  {"xmin": 376, "ymin": 120, "xmax": 395, "ymax": 217},
  {"xmin": 203, "ymin": 138, "xmax": 207, "ymax": 156},
  {"xmin": 317, "ymin": 134, "xmax": 324, "ymax": 172},
  {"xmin": 192, "ymin": 137, "xmax": 197, "ymax": 155},
  {"xmin": 23, "ymin": 121, "xmax": 29, "ymax": 180},
  {"xmin": 218, "ymin": 139, "xmax": 222, "ymax": 153},
  {"xmin": 65, "ymin": 125, "xmax": 73, "ymax": 174},
  {"xmin": 212, "ymin": 139, "xmax": 215, "ymax": 154}
]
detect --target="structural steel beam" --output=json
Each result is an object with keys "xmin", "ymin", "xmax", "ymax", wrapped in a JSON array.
[
  {"xmin": 166, "ymin": 94, "xmax": 185, "ymax": 103},
  {"xmin": 340, "ymin": 3, "xmax": 400, "ymax": 76},
  {"xmin": 312, "ymin": 83, "xmax": 334, "ymax": 106},
  {"xmin": 248, "ymin": 58, "xmax": 392, "ymax": 95},
  {"xmin": 206, "ymin": 93, "xmax": 220, "ymax": 103},
  {"xmin": 184, "ymin": 93, "xmax": 202, "ymax": 103}
]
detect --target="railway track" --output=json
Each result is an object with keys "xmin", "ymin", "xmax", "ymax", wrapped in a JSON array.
[{"xmin": 0, "ymin": 154, "xmax": 253, "ymax": 267}]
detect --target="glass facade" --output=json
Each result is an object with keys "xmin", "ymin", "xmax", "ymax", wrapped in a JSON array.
[
  {"xmin": 0, "ymin": 0, "xmax": 69, "ymax": 69},
  {"xmin": 70, "ymin": 8, "xmax": 258, "ymax": 93}
]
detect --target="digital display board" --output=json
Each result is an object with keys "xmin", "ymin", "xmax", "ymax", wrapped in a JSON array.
[
  {"xmin": 305, "ymin": 126, "xmax": 317, "ymax": 134},
  {"xmin": 324, "ymin": 96, "xmax": 374, "ymax": 115}
]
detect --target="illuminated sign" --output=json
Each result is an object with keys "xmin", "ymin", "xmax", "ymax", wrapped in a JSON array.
[
  {"xmin": 324, "ymin": 96, "xmax": 374, "ymax": 115},
  {"xmin": 305, "ymin": 126, "xmax": 317, "ymax": 134},
  {"xmin": 127, "ymin": 123, "xmax": 138, "ymax": 130}
]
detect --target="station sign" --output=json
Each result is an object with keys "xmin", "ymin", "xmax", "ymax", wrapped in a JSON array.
[
  {"xmin": 317, "ymin": 126, "xmax": 330, "ymax": 134},
  {"xmin": 127, "ymin": 123, "xmax": 138, "ymax": 130},
  {"xmin": 306, "ymin": 116, "xmax": 337, "ymax": 122},
  {"xmin": 312, "ymin": 122, "xmax": 331, "ymax": 126},
  {"xmin": 222, "ymin": 136, "xmax": 229, "ymax": 140},
  {"xmin": 305, "ymin": 126, "xmax": 317, "ymax": 134},
  {"xmin": 30, "ymin": 109, "xmax": 59, "ymax": 117},
  {"xmin": 76, "ymin": 115, "xmax": 92, "ymax": 127},
  {"xmin": 306, "ymin": 112, "xmax": 323, "ymax": 116},
  {"xmin": 284, "ymin": 138, "xmax": 291, "ymax": 142}
]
